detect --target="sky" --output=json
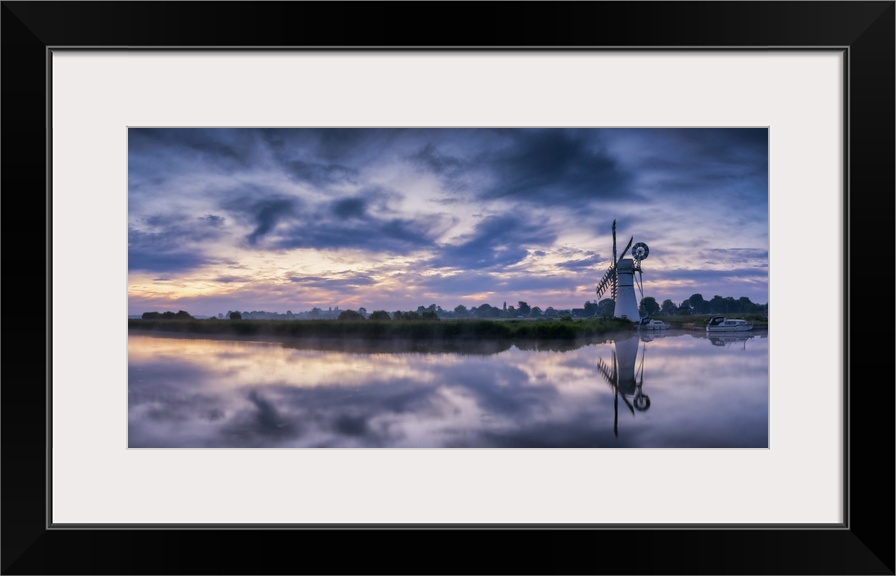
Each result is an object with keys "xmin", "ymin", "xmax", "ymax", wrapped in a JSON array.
[{"xmin": 128, "ymin": 128, "xmax": 768, "ymax": 317}]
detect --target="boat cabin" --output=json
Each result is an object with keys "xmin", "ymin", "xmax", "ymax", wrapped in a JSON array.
[{"xmin": 638, "ymin": 317, "xmax": 669, "ymax": 330}]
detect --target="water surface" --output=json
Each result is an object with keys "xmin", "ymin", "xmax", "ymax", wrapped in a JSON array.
[{"xmin": 128, "ymin": 330, "xmax": 768, "ymax": 448}]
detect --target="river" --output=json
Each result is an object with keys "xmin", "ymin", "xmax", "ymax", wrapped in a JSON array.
[{"xmin": 128, "ymin": 330, "xmax": 768, "ymax": 448}]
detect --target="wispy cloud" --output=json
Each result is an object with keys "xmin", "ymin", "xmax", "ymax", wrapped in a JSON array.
[{"xmin": 128, "ymin": 128, "xmax": 769, "ymax": 315}]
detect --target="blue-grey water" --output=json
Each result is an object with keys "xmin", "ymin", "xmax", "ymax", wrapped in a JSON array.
[{"xmin": 128, "ymin": 330, "xmax": 768, "ymax": 448}]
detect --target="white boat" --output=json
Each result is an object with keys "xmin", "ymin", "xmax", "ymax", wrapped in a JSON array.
[
  {"xmin": 705, "ymin": 316, "xmax": 754, "ymax": 332},
  {"xmin": 637, "ymin": 317, "xmax": 669, "ymax": 330}
]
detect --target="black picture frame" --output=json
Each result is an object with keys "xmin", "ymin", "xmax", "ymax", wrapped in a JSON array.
[{"xmin": 2, "ymin": 2, "xmax": 893, "ymax": 574}]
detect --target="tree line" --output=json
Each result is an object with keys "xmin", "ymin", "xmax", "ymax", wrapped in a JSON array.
[
  {"xmin": 139, "ymin": 293, "xmax": 766, "ymax": 323},
  {"xmin": 641, "ymin": 293, "xmax": 767, "ymax": 317},
  {"xmin": 140, "ymin": 310, "xmax": 194, "ymax": 320}
]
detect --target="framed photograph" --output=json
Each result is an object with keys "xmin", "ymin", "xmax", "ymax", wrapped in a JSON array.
[{"xmin": 4, "ymin": 1, "xmax": 892, "ymax": 574}]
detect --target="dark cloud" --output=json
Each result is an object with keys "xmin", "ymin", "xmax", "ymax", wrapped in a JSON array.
[
  {"xmin": 285, "ymin": 159, "xmax": 358, "ymax": 186},
  {"xmin": 129, "ymin": 128, "xmax": 263, "ymax": 174},
  {"xmin": 258, "ymin": 128, "xmax": 400, "ymax": 183},
  {"xmin": 665, "ymin": 128, "xmax": 767, "ymax": 161},
  {"xmin": 210, "ymin": 183, "xmax": 443, "ymax": 254},
  {"xmin": 407, "ymin": 142, "xmax": 466, "ymax": 177},
  {"xmin": 273, "ymin": 214, "xmax": 441, "ymax": 254},
  {"xmin": 611, "ymin": 128, "xmax": 768, "ymax": 202},
  {"xmin": 128, "ymin": 250, "xmax": 211, "ymax": 273},
  {"xmin": 249, "ymin": 199, "xmax": 295, "ymax": 245},
  {"xmin": 135, "ymin": 213, "xmax": 225, "ymax": 241},
  {"xmin": 331, "ymin": 414, "xmax": 369, "ymax": 437},
  {"xmin": 127, "ymin": 217, "xmax": 225, "ymax": 272},
  {"xmin": 200, "ymin": 214, "xmax": 225, "ymax": 226},
  {"xmin": 379, "ymin": 218, "xmax": 430, "ymax": 243},
  {"xmin": 431, "ymin": 214, "xmax": 557, "ymax": 270},
  {"xmin": 222, "ymin": 196, "xmax": 298, "ymax": 246},
  {"xmin": 331, "ymin": 197, "xmax": 367, "ymax": 219},
  {"xmin": 480, "ymin": 129, "xmax": 633, "ymax": 205},
  {"xmin": 283, "ymin": 128, "xmax": 398, "ymax": 162}
]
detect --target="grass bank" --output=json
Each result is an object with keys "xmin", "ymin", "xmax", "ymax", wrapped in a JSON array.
[{"xmin": 128, "ymin": 317, "xmax": 635, "ymax": 342}]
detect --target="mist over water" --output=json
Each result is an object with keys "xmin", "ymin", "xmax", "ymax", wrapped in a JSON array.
[{"xmin": 128, "ymin": 331, "xmax": 768, "ymax": 448}]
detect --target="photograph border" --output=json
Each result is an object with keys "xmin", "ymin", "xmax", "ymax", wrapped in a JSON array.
[{"xmin": 3, "ymin": 2, "xmax": 893, "ymax": 574}]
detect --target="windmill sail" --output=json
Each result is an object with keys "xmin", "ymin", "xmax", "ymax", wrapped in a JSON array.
[
  {"xmin": 596, "ymin": 234, "xmax": 633, "ymax": 299},
  {"xmin": 612, "ymin": 220, "xmax": 617, "ymax": 267}
]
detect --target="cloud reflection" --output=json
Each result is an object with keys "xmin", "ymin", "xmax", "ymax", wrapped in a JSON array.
[{"xmin": 128, "ymin": 332, "xmax": 768, "ymax": 448}]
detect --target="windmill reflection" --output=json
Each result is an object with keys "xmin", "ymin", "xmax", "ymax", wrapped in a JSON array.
[{"xmin": 597, "ymin": 334, "xmax": 652, "ymax": 438}]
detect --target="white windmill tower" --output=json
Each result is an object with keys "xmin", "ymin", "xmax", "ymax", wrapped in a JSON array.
[{"xmin": 595, "ymin": 220, "xmax": 651, "ymax": 321}]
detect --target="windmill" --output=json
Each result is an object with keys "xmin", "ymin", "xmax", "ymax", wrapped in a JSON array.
[
  {"xmin": 595, "ymin": 219, "xmax": 651, "ymax": 321},
  {"xmin": 596, "ymin": 334, "xmax": 651, "ymax": 438}
]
